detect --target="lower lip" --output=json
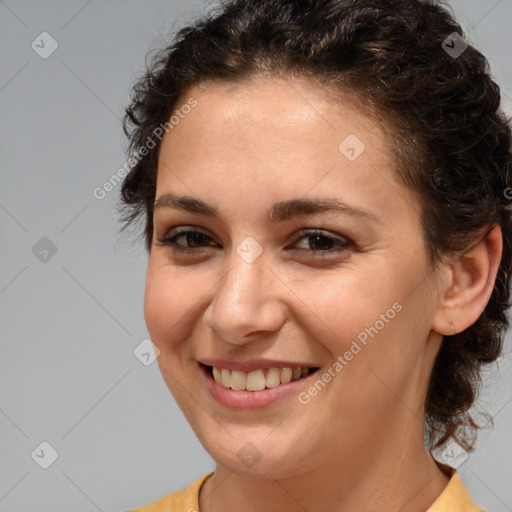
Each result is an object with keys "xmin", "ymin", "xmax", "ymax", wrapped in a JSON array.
[{"xmin": 200, "ymin": 364, "xmax": 319, "ymax": 409}]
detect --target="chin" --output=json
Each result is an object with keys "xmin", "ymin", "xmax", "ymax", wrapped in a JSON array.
[{"xmin": 200, "ymin": 429, "xmax": 313, "ymax": 479}]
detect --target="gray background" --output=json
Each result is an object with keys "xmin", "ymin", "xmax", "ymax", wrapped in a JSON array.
[{"xmin": 0, "ymin": 1, "xmax": 511, "ymax": 511}]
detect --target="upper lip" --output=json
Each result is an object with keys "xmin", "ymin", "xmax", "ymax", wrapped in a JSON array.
[{"xmin": 199, "ymin": 358, "xmax": 319, "ymax": 372}]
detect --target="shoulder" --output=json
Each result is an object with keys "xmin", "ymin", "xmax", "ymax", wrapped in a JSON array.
[
  {"xmin": 127, "ymin": 473, "xmax": 213, "ymax": 512},
  {"xmin": 428, "ymin": 471, "xmax": 485, "ymax": 512}
]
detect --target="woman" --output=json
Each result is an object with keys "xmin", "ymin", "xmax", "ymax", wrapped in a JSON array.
[{"xmin": 122, "ymin": 0, "xmax": 511, "ymax": 510}]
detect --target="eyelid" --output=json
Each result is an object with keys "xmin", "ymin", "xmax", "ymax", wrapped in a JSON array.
[
  {"xmin": 291, "ymin": 228, "xmax": 349, "ymax": 244},
  {"xmin": 155, "ymin": 226, "xmax": 220, "ymax": 249},
  {"xmin": 158, "ymin": 225, "xmax": 218, "ymax": 241}
]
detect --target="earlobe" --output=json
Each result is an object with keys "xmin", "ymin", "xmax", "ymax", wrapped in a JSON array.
[{"xmin": 432, "ymin": 225, "xmax": 503, "ymax": 336}]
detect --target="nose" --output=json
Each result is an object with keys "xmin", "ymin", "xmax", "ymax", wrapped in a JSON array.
[{"xmin": 203, "ymin": 248, "xmax": 286, "ymax": 346}]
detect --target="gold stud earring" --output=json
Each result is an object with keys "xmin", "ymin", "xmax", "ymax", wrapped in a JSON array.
[{"xmin": 450, "ymin": 322, "xmax": 456, "ymax": 336}]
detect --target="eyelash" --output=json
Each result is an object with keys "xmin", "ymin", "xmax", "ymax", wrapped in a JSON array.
[{"xmin": 155, "ymin": 227, "xmax": 352, "ymax": 257}]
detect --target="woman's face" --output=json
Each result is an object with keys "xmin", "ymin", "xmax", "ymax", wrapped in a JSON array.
[{"xmin": 145, "ymin": 75, "xmax": 444, "ymax": 477}]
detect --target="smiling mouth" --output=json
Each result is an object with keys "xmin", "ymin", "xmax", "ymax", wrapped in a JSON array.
[{"xmin": 202, "ymin": 364, "xmax": 320, "ymax": 391}]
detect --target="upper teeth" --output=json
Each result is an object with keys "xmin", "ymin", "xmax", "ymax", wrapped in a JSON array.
[{"xmin": 211, "ymin": 366, "xmax": 312, "ymax": 391}]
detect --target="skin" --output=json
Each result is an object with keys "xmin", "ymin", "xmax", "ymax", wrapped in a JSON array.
[{"xmin": 144, "ymin": 74, "xmax": 502, "ymax": 512}]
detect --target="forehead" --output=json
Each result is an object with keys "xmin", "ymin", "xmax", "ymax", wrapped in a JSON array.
[
  {"xmin": 176, "ymin": 75, "xmax": 374, "ymax": 145},
  {"xmin": 155, "ymin": 75, "xmax": 418, "ymax": 225}
]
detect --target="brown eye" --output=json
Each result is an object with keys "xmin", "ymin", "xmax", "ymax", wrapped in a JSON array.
[
  {"xmin": 155, "ymin": 227, "xmax": 219, "ymax": 253},
  {"xmin": 291, "ymin": 230, "xmax": 351, "ymax": 256}
]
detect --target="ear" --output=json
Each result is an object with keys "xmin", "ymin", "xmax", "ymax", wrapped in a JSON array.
[{"xmin": 432, "ymin": 225, "xmax": 503, "ymax": 336}]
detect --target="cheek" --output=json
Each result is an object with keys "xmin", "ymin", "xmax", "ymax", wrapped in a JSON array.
[
  {"xmin": 143, "ymin": 262, "xmax": 197, "ymax": 346},
  {"xmin": 143, "ymin": 265, "xmax": 203, "ymax": 403},
  {"xmin": 286, "ymin": 265, "xmax": 397, "ymax": 346},
  {"xmin": 287, "ymin": 258, "xmax": 427, "ymax": 377}
]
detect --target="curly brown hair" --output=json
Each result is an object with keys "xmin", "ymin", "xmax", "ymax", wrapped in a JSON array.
[{"xmin": 120, "ymin": 0, "xmax": 512, "ymax": 452}]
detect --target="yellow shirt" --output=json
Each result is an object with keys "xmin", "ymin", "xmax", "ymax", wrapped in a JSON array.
[{"xmin": 128, "ymin": 471, "xmax": 484, "ymax": 511}]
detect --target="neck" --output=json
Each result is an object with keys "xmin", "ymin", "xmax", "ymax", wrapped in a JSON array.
[{"xmin": 199, "ymin": 425, "xmax": 451, "ymax": 512}]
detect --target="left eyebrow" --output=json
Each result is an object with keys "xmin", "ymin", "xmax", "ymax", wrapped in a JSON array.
[
  {"xmin": 153, "ymin": 193, "xmax": 381, "ymax": 225},
  {"xmin": 268, "ymin": 197, "xmax": 381, "ymax": 225}
]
